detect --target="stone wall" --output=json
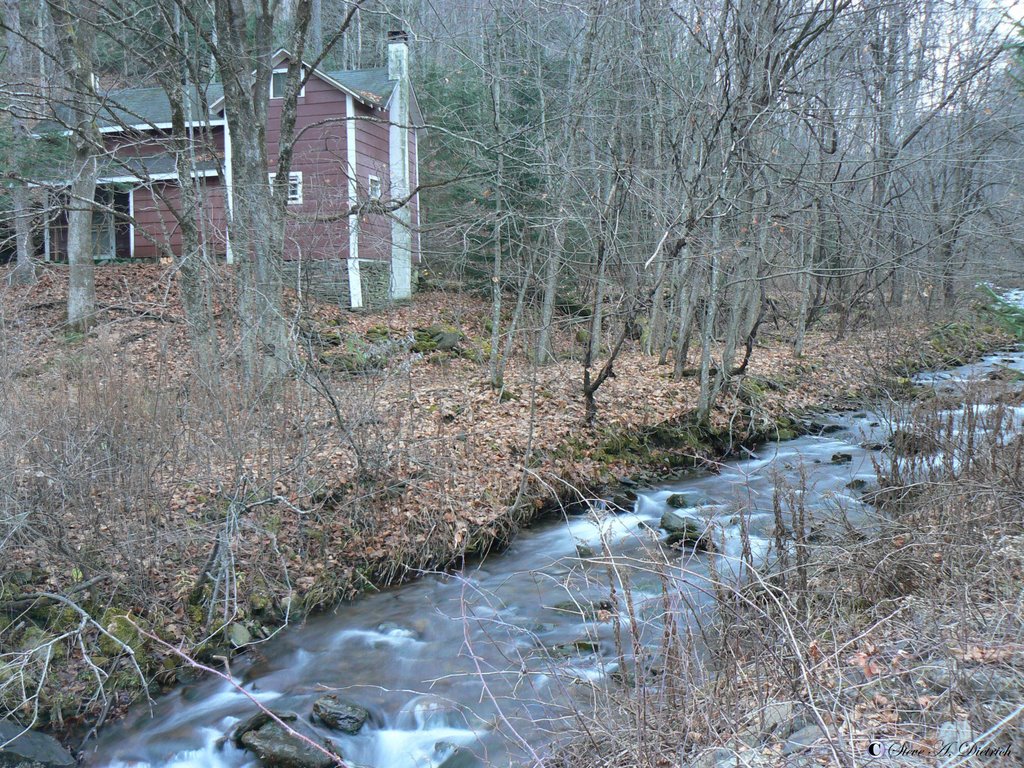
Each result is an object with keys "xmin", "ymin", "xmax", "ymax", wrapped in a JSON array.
[
  {"xmin": 360, "ymin": 260, "xmax": 391, "ymax": 308},
  {"xmin": 282, "ymin": 258, "xmax": 395, "ymax": 309}
]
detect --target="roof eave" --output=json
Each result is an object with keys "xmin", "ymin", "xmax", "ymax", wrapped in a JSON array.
[
  {"xmin": 98, "ymin": 118, "xmax": 225, "ymax": 135},
  {"xmin": 208, "ymin": 48, "xmax": 387, "ymax": 113}
]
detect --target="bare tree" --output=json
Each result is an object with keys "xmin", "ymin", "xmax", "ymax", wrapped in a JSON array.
[
  {"xmin": 46, "ymin": 0, "xmax": 100, "ymax": 330},
  {"xmin": 3, "ymin": 0, "xmax": 36, "ymax": 285}
]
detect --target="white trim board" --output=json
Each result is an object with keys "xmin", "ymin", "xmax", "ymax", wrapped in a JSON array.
[
  {"xmin": 34, "ymin": 119, "xmax": 226, "ymax": 138},
  {"xmin": 345, "ymin": 93, "xmax": 363, "ymax": 310},
  {"xmin": 96, "ymin": 169, "xmax": 219, "ymax": 184}
]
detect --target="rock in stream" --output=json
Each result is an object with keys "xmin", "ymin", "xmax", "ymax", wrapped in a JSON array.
[
  {"xmin": 0, "ymin": 720, "xmax": 75, "ymax": 768},
  {"xmin": 311, "ymin": 694, "xmax": 370, "ymax": 734},
  {"xmin": 230, "ymin": 710, "xmax": 342, "ymax": 768}
]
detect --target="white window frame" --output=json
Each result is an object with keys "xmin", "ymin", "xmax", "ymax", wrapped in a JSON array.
[
  {"xmin": 269, "ymin": 171, "xmax": 303, "ymax": 205},
  {"xmin": 368, "ymin": 174, "xmax": 382, "ymax": 201},
  {"xmin": 270, "ymin": 67, "xmax": 305, "ymax": 100}
]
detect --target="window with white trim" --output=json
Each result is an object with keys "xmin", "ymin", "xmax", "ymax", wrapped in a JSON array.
[
  {"xmin": 270, "ymin": 68, "xmax": 305, "ymax": 99},
  {"xmin": 368, "ymin": 175, "xmax": 382, "ymax": 201},
  {"xmin": 269, "ymin": 171, "xmax": 303, "ymax": 205}
]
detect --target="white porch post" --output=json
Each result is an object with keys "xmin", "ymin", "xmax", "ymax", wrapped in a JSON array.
[
  {"xmin": 223, "ymin": 108, "xmax": 234, "ymax": 264},
  {"xmin": 43, "ymin": 193, "xmax": 51, "ymax": 262}
]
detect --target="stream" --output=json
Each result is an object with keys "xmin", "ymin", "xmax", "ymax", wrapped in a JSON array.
[{"xmin": 84, "ymin": 295, "xmax": 1024, "ymax": 768}]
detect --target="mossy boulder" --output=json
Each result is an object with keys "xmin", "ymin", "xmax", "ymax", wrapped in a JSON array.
[
  {"xmin": 17, "ymin": 626, "xmax": 66, "ymax": 662},
  {"xmin": 555, "ymin": 292, "xmax": 592, "ymax": 318},
  {"xmin": 665, "ymin": 493, "xmax": 688, "ymax": 509},
  {"xmin": 738, "ymin": 377, "xmax": 766, "ymax": 404},
  {"xmin": 320, "ymin": 349, "xmax": 373, "ymax": 373},
  {"xmin": 594, "ymin": 419, "xmax": 728, "ymax": 470},
  {"xmin": 987, "ymin": 365, "xmax": 1024, "ymax": 383},
  {"xmin": 226, "ymin": 622, "xmax": 252, "ymax": 648},
  {"xmin": 550, "ymin": 639, "xmax": 600, "ymax": 657},
  {"xmin": 660, "ymin": 508, "xmax": 701, "ymax": 534},
  {"xmin": 659, "ymin": 510, "xmax": 716, "ymax": 551},
  {"xmin": 575, "ymin": 543, "xmax": 596, "ymax": 558},
  {"xmin": 365, "ymin": 325, "xmax": 391, "ymax": 342},
  {"xmin": 608, "ymin": 490, "xmax": 637, "ymax": 512},
  {"xmin": 98, "ymin": 609, "xmax": 145, "ymax": 658},
  {"xmin": 435, "ymin": 742, "xmax": 477, "ymax": 768},
  {"xmin": 413, "ymin": 325, "xmax": 465, "ymax": 354},
  {"xmin": 311, "ymin": 327, "xmax": 346, "ymax": 347},
  {"xmin": 194, "ymin": 640, "xmax": 232, "ymax": 664}
]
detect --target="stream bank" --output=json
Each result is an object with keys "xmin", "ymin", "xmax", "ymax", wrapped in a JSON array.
[{"xmin": 56, "ymin": 297, "xmax": 1022, "ymax": 768}]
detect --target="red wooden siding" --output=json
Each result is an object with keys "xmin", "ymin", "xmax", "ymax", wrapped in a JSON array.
[
  {"xmin": 93, "ymin": 125, "xmax": 229, "ymax": 260},
  {"xmin": 352, "ymin": 97, "xmax": 392, "ymax": 262},
  {"xmin": 131, "ymin": 178, "xmax": 227, "ymax": 260},
  {"xmin": 265, "ymin": 66, "xmax": 353, "ymax": 262}
]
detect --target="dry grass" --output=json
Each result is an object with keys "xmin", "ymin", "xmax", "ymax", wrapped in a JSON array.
[{"xmin": 551, "ymin": 379, "xmax": 1024, "ymax": 768}]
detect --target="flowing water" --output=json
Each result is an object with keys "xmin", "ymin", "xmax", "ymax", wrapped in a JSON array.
[{"xmin": 84, "ymin": 295, "xmax": 1024, "ymax": 768}]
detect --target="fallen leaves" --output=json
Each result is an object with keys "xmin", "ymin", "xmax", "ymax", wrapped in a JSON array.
[
  {"xmin": 848, "ymin": 643, "xmax": 882, "ymax": 679},
  {"xmin": 952, "ymin": 644, "xmax": 1023, "ymax": 664}
]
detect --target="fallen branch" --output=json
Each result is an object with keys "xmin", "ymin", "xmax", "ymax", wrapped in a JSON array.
[{"xmin": 1, "ymin": 575, "xmax": 108, "ymax": 614}]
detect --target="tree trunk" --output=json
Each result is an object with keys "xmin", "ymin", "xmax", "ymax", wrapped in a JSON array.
[
  {"xmin": 696, "ymin": 248, "xmax": 720, "ymax": 421},
  {"xmin": 10, "ymin": 185, "xmax": 36, "ymax": 286},
  {"xmin": 210, "ymin": 0, "xmax": 297, "ymax": 384},
  {"xmin": 486, "ymin": 28, "xmax": 504, "ymax": 388},
  {"xmin": 47, "ymin": 0, "xmax": 101, "ymax": 331},
  {"xmin": 495, "ymin": 245, "xmax": 531, "ymax": 391},
  {"xmin": 535, "ymin": 224, "xmax": 561, "ymax": 365},
  {"xmin": 647, "ymin": 251, "xmax": 666, "ymax": 357},
  {"xmin": 671, "ymin": 253, "xmax": 698, "ymax": 380},
  {"xmin": 162, "ymin": 67, "xmax": 219, "ymax": 375},
  {"xmin": 308, "ymin": 0, "xmax": 322, "ymax": 58},
  {"xmin": 794, "ymin": 234, "xmax": 811, "ymax": 358},
  {"xmin": 66, "ymin": 157, "xmax": 97, "ymax": 332},
  {"xmin": 488, "ymin": 214, "xmax": 504, "ymax": 388},
  {"xmin": 5, "ymin": 0, "xmax": 35, "ymax": 285}
]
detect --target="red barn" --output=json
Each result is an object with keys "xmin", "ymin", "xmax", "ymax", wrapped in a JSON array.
[{"xmin": 39, "ymin": 34, "xmax": 421, "ymax": 309}]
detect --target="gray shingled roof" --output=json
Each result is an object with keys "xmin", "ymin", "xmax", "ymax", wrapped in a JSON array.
[
  {"xmin": 97, "ymin": 152, "xmax": 220, "ymax": 181},
  {"xmin": 34, "ymin": 84, "xmax": 225, "ymax": 134},
  {"xmin": 34, "ymin": 67, "xmax": 394, "ymax": 135},
  {"xmin": 322, "ymin": 68, "xmax": 396, "ymax": 107},
  {"xmin": 30, "ymin": 148, "xmax": 220, "ymax": 185},
  {"xmin": 94, "ymin": 84, "xmax": 225, "ymax": 129}
]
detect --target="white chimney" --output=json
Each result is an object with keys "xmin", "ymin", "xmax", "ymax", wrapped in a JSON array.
[
  {"xmin": 388, "ymin": 30, "xmax": 412, "ymax": 301},
  {"xmin": 388, "ymin": 30, "xmax": 409, "ymax": 83}
]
